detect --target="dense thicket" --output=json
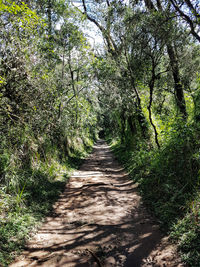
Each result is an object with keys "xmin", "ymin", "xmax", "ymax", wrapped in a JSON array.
[{"xmin": 0, "ymin": 0, "xmax": 200, "ymax": 266}]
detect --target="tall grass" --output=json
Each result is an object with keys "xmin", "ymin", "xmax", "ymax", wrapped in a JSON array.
[{"xmin": 0, "ymin": 133, "xmax": 94, "ymax": 266}]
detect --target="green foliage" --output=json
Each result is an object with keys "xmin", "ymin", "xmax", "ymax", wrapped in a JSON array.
[
  {"xmin": 110, "ymin": 119, "xmax": 200, "ymax": 266},
  {"xmin": 0, "ymin": 173, "xmax": 65, "ymax": 266},
  {"xmin": 170, "ymin": 193, "xmax": 200, "ymax": 267},
  {"xmin": 0, "ymin": 0, "xmax": 200, "ymax": 266},
  {"xmin": 0, "ymin": 152, "xmax": 9, "ymax": 179},
  {"xmin": 0, "ymin": 134, "xmax": 93, "ymax": 266},
  {"xmin": 0, "ymin": 1, "xmax": 98, "ymax": 265}
]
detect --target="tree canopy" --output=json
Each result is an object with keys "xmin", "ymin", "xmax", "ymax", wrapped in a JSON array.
[{"xmin": 0, "ymin": 0, "xmax": 200, "ymax": 266}]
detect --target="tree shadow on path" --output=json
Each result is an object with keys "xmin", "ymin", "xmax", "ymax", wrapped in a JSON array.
[{"xmin": 10, "ymin": 140, "xmax": 183, "ymax": 267}]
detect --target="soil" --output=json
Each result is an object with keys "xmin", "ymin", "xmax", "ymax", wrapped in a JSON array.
[{"xmin": 10, "ymin": 140, "xmax": 185, "ymax": 267}]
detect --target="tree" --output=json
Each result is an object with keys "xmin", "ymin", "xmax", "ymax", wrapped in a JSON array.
[
  {"xmin": 169, "ymin": 0, "xmax": 200, "ymax": 42},
  {"xmin": 143, "ymin": 0, "xmax": 188, "ymax": 118}
]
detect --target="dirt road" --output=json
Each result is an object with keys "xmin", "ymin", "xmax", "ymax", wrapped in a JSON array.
[{"xmin": 10, "ymin": 140, "xmax": 184, "ymax": 267}]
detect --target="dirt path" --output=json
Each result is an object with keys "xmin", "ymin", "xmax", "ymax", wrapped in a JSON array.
[{"xmin": 10, "ymin": 140, "xmax": 185, "ymax": 267}]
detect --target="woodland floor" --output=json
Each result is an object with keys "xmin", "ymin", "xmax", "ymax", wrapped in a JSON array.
[{"xmin": 10, "ymin": 140, "xmax": 186, "ymax": 267}]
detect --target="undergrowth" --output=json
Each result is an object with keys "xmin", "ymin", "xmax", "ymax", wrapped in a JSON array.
[
  {"xmin": 110, "ymin": 122, "xmax": 200, "ymax": 267},
  {"xmin": 0, "ymin": 136, "xmax": 94, "ymax": 267}
]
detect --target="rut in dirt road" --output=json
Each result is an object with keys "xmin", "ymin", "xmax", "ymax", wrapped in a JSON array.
[{"xmin": 10, "ymin": 140, "xmax": 184, "ymax": 267}]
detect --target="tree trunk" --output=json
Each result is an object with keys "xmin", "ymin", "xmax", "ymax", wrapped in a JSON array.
[
  {"xmin": 120, "ymin": 111, "xmax": 126, "ymax": 144},
  {"xmin": 167, "ymin": 44, "xmax": 187, "ymax": 118},
  {"xmin": 148, "ymin": 69, "xmax": 160, "ymax": 149},
  {"xmin": 47, "ymin": 0, "xmax": 52, "ymax": 35},
  {"xmin": 131, "ymin": 79, "xmax": 148, "ymax": 138},
  {"xmin": 128, "ymin": 116, "xmax": 136, "ymax": 135},
  {"xmin": 144, "ymin": 0, "xmax": 187, "ymax": 119}
]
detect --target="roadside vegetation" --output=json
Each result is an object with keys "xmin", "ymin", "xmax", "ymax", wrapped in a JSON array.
[
  {"xmin": 0, "ymin": 136, "xmax": 94, "ymax": 266},
  {"xmin": 110, "ymin": 123, "xmax": 200, "ymax": 266},
  {"xmin": 0, "ymin": 1, "xmax": 97, "ymax": 265},
  {"xmin": 0, "ymin": 0, "xmax": 200, "ymax": 266}
]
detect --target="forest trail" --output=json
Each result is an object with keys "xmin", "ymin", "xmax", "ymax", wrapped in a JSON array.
[{"xmin": 10, "ymin": 140, "xmax": 184, "ymax": 267}]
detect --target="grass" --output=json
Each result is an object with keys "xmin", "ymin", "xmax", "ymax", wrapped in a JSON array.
[{"xmin": 0, "ymin": 138, "xmax": 94, "ymax": 267}]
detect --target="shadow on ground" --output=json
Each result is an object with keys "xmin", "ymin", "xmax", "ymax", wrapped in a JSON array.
[{"xmin": 10, "ymin": 140, "xmax": 183, "ymax": 267}]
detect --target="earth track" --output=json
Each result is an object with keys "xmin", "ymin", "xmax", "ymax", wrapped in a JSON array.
[{"xmin": 10, "ymin": 140, "xmax": 185, "ymax": 267}]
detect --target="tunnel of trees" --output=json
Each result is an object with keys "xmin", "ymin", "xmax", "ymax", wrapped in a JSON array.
[{"xmin": 0, "ymin": 0, "xmax": 200, "ymax": 266}]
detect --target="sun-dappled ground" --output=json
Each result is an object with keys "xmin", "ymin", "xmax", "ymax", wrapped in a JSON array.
[{"xmin": 10, "ymin": 140, "xmax": 185, "ymax": 267}]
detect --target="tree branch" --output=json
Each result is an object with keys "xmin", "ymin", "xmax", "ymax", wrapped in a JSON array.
[
  {"xmin": 81, "ymin": 0, "xmax": 118, "ymax": 54},
  {"xmin": 170, "ymin": 0, "xmax": 200, "ymax": 42}
]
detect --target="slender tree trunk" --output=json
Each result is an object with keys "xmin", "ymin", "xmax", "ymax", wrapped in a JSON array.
[
  {"xmin": 124, "ymin": 46, "xmax": 149, "ymax": 138},
  {"xmin": 120, "ymin": 110, "xmax": 126, "ymax": 144},
  {"xmin": 68, "ymin": 52, "xmax": 78, "ymax": 126},
  {"xmin": 167, "ymin": 44, "xmax": 187, "ymax": 118},
  {"xmin": 58, "ymin": 45, "xmax": 65, "ymax": 120},
  {"xmin": 128, "ymin": 116, "xmax": 136, "ymax": 135},
  {"xmin": 47, "ymin": 0, "xmax": 52, "ymax": 35},
  {"xmin": 144, "ymin": 0, "xmax": 187, "ymax": 119},
  {"xmin": 130, "ymin": 77, "xmax": 148, "ymax": 138},
  {"xmin": 148, "ymin": 68, "xmax": 160, "ymax": 149}
]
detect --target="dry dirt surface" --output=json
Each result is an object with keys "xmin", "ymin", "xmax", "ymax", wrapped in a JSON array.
[{"xmin": 10, "ymin": 140, "xmax": 185, "ymax": 267}]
